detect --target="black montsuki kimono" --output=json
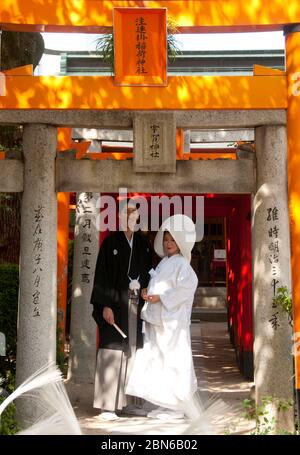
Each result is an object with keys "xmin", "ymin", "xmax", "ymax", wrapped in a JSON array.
[{"xmin": 90, "ymin": 230, "xmax": 153, "ymax": 351}]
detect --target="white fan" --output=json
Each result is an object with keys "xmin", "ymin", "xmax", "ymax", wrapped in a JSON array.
[{"xmin": 0, "ymin": 363, "xmax": 81, "ymax": 435}]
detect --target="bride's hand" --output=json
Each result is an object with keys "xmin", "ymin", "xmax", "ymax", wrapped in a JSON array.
[{"xmin": 145, "ymin": 294, "xmax": 160, "ymax": 304}]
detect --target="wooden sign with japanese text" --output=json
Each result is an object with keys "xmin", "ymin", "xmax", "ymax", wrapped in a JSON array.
[
  {"xmin": 133, "ymin": 113, "xmax": 176, "ymax": 173},
  {"xmin": 114, "ymin": 7, "xmax": 167, "ymax": 86}
]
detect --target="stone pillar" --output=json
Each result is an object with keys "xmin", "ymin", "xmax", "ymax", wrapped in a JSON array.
[
  {"xmin": 16, "ymin": 124, "xmax": 57, "ymax": 424},
  {"xmin": 253, "ymin": 125, "xmax": 294, "ymax": 432},
  {"xmin": 68, "ymin": 192, "xmax": 99, "ymax": 383}
]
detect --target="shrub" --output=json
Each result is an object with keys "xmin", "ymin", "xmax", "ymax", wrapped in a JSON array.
[
  {"xmin": 272, "ymin": 286, "xmax": 293, "ymax": 326},
  {"xmin": 0, "ymin": 397, "xmax": 19, "ymax": 435},
  {"xmin": 0, "ymin": 263, "xmax": 19, "ymax": 384}
]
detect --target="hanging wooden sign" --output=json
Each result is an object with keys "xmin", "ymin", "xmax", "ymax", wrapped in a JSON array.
[{"xmin": 113, "ymin": 7, "xmax": 167, "ymax": 86}]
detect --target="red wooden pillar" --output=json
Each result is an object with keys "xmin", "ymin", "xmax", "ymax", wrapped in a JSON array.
[
  {"xmin": 226, "ymin": 206, "xmax": 239, "ymax": 349},
  {"xmin": 238, "ymin": 196, "xmax": 253, "ymax": 380},
  {"xmin": 226, "ymin": 196, "xmax": 253, "ymax": 380},
  {"xmin": 285, "ymin": 24, "xmax": 300, "ymax": 415},
  {"xmin": 57, "ymin": 128, "xmax": 72, "ymax": 352}
]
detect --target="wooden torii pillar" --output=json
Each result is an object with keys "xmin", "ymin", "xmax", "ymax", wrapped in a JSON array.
[
  {"xmin": 57, "ymin": 128, "xmax": 71, "ymax": 353},
  {"xmin": 285, "ymin": 23, "xmax": 300, "ymax": 417}
]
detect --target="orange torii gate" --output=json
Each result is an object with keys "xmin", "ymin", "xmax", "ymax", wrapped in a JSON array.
[{"xmin": 1, "ymin": 0, "xmax": 300, "ymax": 429}]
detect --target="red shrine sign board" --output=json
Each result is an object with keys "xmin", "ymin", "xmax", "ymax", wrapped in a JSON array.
[{"xmin": 113, "ymin": 8, "xmax": 167, "ymax": 86}]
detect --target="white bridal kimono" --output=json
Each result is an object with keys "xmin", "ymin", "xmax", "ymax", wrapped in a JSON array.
[{"xmin": 126, "ymin": 254, "xmax": 198, "ymax": 410}]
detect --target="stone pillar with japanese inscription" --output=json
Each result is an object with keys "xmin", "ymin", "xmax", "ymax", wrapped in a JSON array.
[
  {"xmin": 16, "ymin": 124, "xmax": 57, "ymax": 424},
  {"xmin": 253, "ymin": 125, "xmax": 294, "ymax": 432},
  {"xmin": 133, "ymin": 113, "xmax": 176, "ymax": 173},
  {"xmin": 68, "ymin": 192, "xmax": 99, "ymax": 383}
]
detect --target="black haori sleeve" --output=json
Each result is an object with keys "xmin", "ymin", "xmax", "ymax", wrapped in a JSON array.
[
  {"xmin": 90, "ymin": 235, "xmax": 115, "ymax": 327},
  {"xmin": 142, "ymin": 235, "xmax": 153, "ymax": 288}
]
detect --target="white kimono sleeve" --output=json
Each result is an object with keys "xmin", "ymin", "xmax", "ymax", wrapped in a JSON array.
[{"xmin": 159, "ymin": 261, "xmax": 198, "ymax": 314}]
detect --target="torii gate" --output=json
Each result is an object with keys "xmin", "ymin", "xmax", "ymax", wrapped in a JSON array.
[{"xmin": 1, "ymin": 0, "xmax": 300, "ymax": 431}]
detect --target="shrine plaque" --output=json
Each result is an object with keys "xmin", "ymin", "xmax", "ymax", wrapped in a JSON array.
[
  {"xmin": 114, "ymin": 7, "xmax": 167, "ymax": 87},
  {"xmin": 133, "ymin": 113, "xmax": 176, "ymax": 173}
]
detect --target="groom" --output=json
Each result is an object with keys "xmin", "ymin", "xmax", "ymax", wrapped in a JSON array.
[{"xmin": 90, "ymin": 198, "xmax": 152, "ymax": 420}]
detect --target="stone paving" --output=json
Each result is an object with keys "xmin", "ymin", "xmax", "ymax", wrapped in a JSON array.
[{"xmin": 65, "ymin": 321, "xmax": 256, "ymax": 435}]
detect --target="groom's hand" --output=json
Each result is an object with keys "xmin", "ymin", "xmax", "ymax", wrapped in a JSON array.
[
  {"xmin": 103, "ymin": 307, "xmax": 115, "ymax": 325},
  {"xmin": 141, "ymin": 288, "xmax": 148, "ymax": 300}
]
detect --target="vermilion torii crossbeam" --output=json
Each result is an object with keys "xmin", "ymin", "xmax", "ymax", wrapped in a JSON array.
[
  {"xmin": 0, "ymin": 75, "xmax": 287, "ymax": 110},
  {"xmin": 1, "ymin": 0, "xmax": 300, "ymax": 32}
]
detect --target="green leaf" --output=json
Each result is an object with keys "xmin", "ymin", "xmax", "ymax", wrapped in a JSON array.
[{"xmin": 94, "ymin": 16, "xmax": 182, "ymax": 73}]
